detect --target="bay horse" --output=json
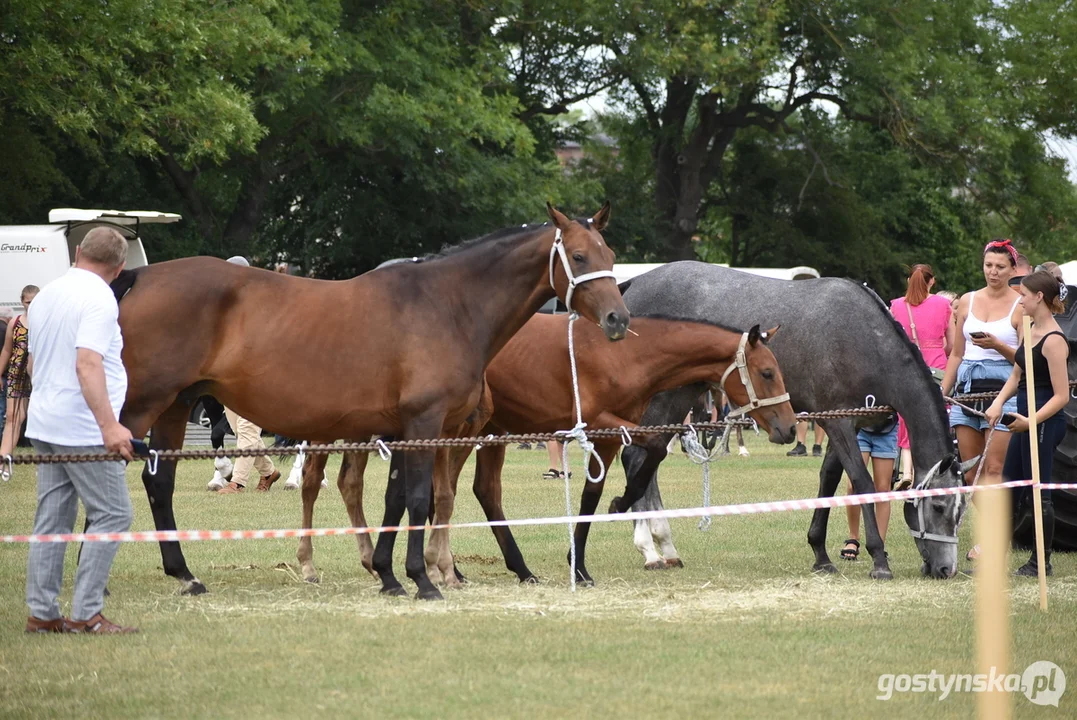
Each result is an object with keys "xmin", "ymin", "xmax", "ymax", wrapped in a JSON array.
[
  {"xmin": 612, "ymin": 261, "xmax": 976, "ymax": 580},
  {"xmin": 112, "ymin": 203, "xmax": 630, "ymax": 599},
  {"xmin": 307, "ymin": 314, "xmax": 797, "ymax": 587}
]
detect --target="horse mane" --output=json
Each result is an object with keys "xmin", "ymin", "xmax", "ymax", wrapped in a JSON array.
[
  {"xmin": 110, "ymin": 267, "xmax": 142, "ymax": 303},
  {"xmin": 423, "ymin": 217, "xmax": 597, "ymax": 261},
  {"xmin": 633, "ymin": 312, "xmax": 744, "ymax": 336},
  {"xmin": 852, "ymin": 281, "xmax": 948, "ymax": 419}
]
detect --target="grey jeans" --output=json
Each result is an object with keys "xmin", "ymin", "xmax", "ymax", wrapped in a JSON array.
[{"xmin": 26, "ymin": 439, "xmax": 133, "ymax": 621}]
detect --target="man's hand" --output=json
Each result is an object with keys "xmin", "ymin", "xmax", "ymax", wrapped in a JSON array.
[{"xmin": 102, "ymin": 421, "xmax": 134, "ymax": 461}]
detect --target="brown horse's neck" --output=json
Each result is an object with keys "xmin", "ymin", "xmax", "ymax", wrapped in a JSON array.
[
  {"xmin": 428, "ymin": 226, "xmax": 558, "ymax": 362},
  {"xmin": 615, "ymin": 317, "xmax": 745, "ymax": 398}
]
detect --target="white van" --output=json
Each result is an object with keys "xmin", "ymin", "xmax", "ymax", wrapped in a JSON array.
[{"xmin": 0, "ymin": 208, "xmax": 181, "ymax": 315}]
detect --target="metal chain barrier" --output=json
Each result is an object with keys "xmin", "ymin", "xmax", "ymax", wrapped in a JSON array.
[{"xmin": 2, "ymin": 385, "xmax": 1051, "ymax": 476}]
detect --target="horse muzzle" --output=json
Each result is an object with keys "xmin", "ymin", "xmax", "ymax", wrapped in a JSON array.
[{"xmin": 601, "ymin": 310, "xmax": 630, "ymax": 341}]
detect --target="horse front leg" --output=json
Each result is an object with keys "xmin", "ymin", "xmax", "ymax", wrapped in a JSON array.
[
  {"xmin": 400, "ymin": 415, "xmax": 444, "ymax": 600},
  {"xmin": 473, "ymin": 443, "xmax": 537, "ymax": 583},
  {"xmin": 807, "ymin": 441, "xmax": 846, "ymax": 574},
  {"xmin": 371, "ymin": 450, "xmax": 408, "ymax": 596},
  {"xmin": 296, "ymin": 452, "xmax": 330, "ymax": 583},
  {"xmin": 569, "ymin": 442, "xmax": 620, "ymax": 586},
  {"xmin": 610, "ymin": 432, "xmax": 670, "ymax": 514}
]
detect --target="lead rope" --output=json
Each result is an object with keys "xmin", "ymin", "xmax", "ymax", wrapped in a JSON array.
[
  {"xmin": 559, "ymin": 311, "xmax": 607, "ymax": 592},
  {"xmin": 682, "ymin": 423, "xmax": 730, "ymax": 531}
]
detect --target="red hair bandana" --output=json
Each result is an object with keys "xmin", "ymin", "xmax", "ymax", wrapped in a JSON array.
[{"xmin": 983, "ymin": 238, "xmax": 1019, "ymax": 266}]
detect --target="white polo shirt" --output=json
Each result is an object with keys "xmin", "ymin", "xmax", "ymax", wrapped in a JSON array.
[{"xmin": 26, "ymin": 268, "xmax": 128, "ymax": 447}]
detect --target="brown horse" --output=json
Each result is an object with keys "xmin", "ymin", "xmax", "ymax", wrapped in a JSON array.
[
  {"xmin": 326, "ymin": 314, "xmax": 798, "ymax": 587},
  {"xmin": 114, "ymin": 203, "xmax": 629, "ymax": 599}
]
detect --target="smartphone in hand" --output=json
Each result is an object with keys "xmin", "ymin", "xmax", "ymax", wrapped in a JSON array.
[
  {"xmin": 1001, "ymin": 413, "xmax": 1017, "ymax": 426},
  {"xmin": 969, "ymin": 331, "xmax": 987, "ymax": 339},
  {"xmin": 130, "ymin": 439, "xmax": 151, "ymax": 458}
]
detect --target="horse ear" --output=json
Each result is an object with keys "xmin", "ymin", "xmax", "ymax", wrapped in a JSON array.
[
  {"xmin": 762, "ymin": 325, "xmax": 780, "ymax": 343},
  {"xmin": 957, "ymin": 456, "xmax": 980, "ymax": 475},
  {"xmin": 591, "ymin": 201, "xmax": 611, "ymax": 231},
  {"xmin": 748, "ymin": 324, "xmax": 762, "ymax": 347},
  {"xmin": 546, "ymin": 202, "xmax": 572, "ymax": 231}
]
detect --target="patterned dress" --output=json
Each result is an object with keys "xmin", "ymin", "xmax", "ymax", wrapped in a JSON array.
[{"xmin": 5, "ymin": 316, "xmax": 31, "ymax": 398}]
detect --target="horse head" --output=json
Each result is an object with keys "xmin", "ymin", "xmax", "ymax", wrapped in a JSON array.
[
  {"xmin": 903, "ymin": 454, "xmax": 979, "ymax": 578},
  {"xmin": 718, "ymin": 325, "xmax": 798, "ymax": 444},
  {"xmin": 546, "ymin": 201, "xmax": 629, "ymax": 341}
]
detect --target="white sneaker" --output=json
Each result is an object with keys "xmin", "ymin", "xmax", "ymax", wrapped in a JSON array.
[
  {"xmin": 207, "ymin": 470, "xmax": 227, "ymax": 491},
  {"xmin": 738, "ymin": 446, "xmax": 751, "ymax": 457}
]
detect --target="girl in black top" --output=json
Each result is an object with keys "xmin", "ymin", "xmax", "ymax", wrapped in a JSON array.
[{"xmin": 986, "ymin": 270, "xmax": 1072, "ymax": 576}]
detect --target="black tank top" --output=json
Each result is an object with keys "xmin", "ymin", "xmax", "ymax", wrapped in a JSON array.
[{"xmin": 1015, "ymin": 330, "xmax": 1067, "ymax": 388}]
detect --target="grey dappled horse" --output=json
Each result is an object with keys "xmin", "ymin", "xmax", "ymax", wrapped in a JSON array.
[{"xmin": 612, "ymin": 262, "xmax": 975, "ymax": 580}]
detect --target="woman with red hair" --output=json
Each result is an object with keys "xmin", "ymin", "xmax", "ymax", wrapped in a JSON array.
[{"xmin": 890, "ymin": 264, "xmax": 953, "ymax": 488}]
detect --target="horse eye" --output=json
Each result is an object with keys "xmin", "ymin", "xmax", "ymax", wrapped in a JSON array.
[
  {"xmin": 761, "ymin": 370, "xmax": 774, "ymax": 380},
  {"xmin": 931, "ymin": 501, "xmax": 947, "ymax": 514},
  {"xmin": 572, "ymin": 252, "xmax": 585, "ymax": 262}
]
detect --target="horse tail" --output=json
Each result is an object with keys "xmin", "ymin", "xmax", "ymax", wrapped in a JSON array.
[
  {"xmin": 110, "ymin": 267, "xmax": 143, "ymax": 303},
  {"xmin": 273, "ymin": 434, "xmax": 303, "ymax": 461}
]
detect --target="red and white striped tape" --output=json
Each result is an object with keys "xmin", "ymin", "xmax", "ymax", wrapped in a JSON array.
[{"xmin": 2, "ymin": 479, "xmax": 1059, "ymax": 544}]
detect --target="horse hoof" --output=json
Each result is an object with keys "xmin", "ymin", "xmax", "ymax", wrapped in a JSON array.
[
  {"xmin": 181, "ymin": 579, "xmax": 208, "ymax": 596},
  {"xmin": 453, "ymin": 567, "xmax": 468, "ymax": 584},
  {"xmin": 664, "ymin": 558, "xmax": 684, "ymax": 569},
  {"xmin": 813, "ymin": 562, "xmax": 838, "ymax": 575},
  {"xmin": 607, "ymin": 497, "xmax": 623, "ymax": 513},
  {"xmin": 520, "ymin": 575, "xmax": 540, "ymax": 585},
  {"xmin": 576, "ymin": 577, "xmax": 595, "ymax": 588},
  {"xmin": 304, "ymin": 575, "xmax": 320, "ymax": 584},
  {"xmin": 644, "ymin": 560, "xmax": 667, "ymax": 571},
  {"xmin": 870, "ymin": 567, "xmax": 894, "ymax": 581},
  {"xmin": 416, "ymin": 588, "xmax": 444, "ymax": 601},
  {"xmin": 380, "ymin": 585, "xmax": 407, "ymax": 597}
]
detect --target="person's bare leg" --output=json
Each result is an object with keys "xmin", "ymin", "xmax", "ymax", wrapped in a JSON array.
[
  {"xmin": 842, "ymin": 451, "xmax": 872, "ymax": 559},
  {"xmin": 870, "ymin": 455, "xmax": 895, "ymax": 542}
]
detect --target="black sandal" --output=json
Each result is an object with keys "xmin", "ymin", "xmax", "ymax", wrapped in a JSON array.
[
  {"xmin": 542, "ymin": 468, "xmax": 560, "ymax": 479},
  {"xmin": 840, "ymin": 539, "xmax": 860, "ymax": 561}
]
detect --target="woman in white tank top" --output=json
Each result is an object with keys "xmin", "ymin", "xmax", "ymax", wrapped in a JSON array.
[{"xmin": 941, "ymin": 239, "xmax": 1023, "ymax": 563}]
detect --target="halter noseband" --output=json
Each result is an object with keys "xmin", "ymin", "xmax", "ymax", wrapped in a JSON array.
[
  {"xmin": 717, "ymin": 331, "xmax": 791, "ymax": 419},
  {"xmin": 548, "ymin": 226, "xmax": 617, "ymax": 313}
]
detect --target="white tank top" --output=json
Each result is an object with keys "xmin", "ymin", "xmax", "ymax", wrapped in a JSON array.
[{"xmin": 962, "ymin": 291, "xmax": 1020, "ymax": 362}]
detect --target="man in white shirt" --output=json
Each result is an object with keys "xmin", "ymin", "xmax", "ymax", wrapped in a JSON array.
[{"xmin": 24, "ymin": 227, "xmax": 138, "ymax": 635}]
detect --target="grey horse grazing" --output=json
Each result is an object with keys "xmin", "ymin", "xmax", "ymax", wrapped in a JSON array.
[{"xmin": 612, "ymin": 261, "xmax": 976, "ymax": 579}]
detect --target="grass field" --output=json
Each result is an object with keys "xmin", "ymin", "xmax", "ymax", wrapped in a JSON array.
[{"xmin": 1, "ymin": 436, "xmax": 1075, "ymax": 718}]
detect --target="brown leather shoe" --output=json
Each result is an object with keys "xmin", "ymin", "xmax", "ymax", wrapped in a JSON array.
[
  {"xmin": 25, "ymin": 616, "xmax": 65, "ymax": 633},
  {"xmin": 217, "ymin": 481, "xmax": 245, "ymax": 494},
  {"xmin": 63, "ymin": 613, "xmax": 139, "ymax": 634},
  {"xmin": 255, "ymin": 470, "xmax": 281, "ymax": 492}
]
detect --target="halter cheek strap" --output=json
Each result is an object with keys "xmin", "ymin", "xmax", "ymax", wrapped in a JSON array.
[
  {"xmin": 548, "ymin": 227, "xmax": 617, "ymax": 313},
  {"xmin": 908, "ymin": 498, "xmax": 960, "ymax": 544},
  {"xmin": 717, "ymin": 332, "xmax": 791, "ymax": 419}
]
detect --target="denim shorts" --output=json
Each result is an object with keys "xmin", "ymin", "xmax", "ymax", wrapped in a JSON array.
[
  {"xmin": 949, "ymin": 358, "xmax": 1018, "ymax": 432},
  {"xmin": 857, "ymin": 426, "xmax": 899, "ymax": 459}
]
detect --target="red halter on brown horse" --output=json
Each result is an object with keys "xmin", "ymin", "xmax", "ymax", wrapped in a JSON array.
[
  {"xmin": 113, "ymin": 203, "xmax": 628, "ymax": 599},
  {"xmin": 322, "ymin": 314, "xmax": 797, "ymax": 587}
]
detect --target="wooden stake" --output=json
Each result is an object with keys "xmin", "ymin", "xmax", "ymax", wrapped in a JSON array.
[
  {"xmin": 1021, "ymin": 315, "xmax": 1049, "ymax": 611},
  {"xmin": 975, "ymin": 473, "xmax": 1012, "ymax": 719}
]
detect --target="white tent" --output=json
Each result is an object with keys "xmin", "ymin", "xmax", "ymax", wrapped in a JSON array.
[{"xmin": 1059, "ymin": 260, "xmax": 1077, "ymax": 287}]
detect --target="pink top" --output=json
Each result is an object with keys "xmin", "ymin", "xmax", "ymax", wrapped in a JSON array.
[{"xmin": 890, "ymin": 294, "xmax": 951, "ymax": 370}]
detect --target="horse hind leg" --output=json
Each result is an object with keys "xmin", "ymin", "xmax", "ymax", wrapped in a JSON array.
[
  {"xmin": 807, "ymin": 424, "xmax": 852, "ymax": 575},
  {"xmin": 136, "ymin": 401, "xmax": 206, "ymax": 594},
  {"xmin": 425, "ymin": 446, "xmax": 465, "ymax": 588},
  {"xmin": 337, "ymin": 450, "xmax": 376, "ymax": 578},
  {"xmin": 296, "ymin": 453, "xmax": 330, "ymax": 583}
]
